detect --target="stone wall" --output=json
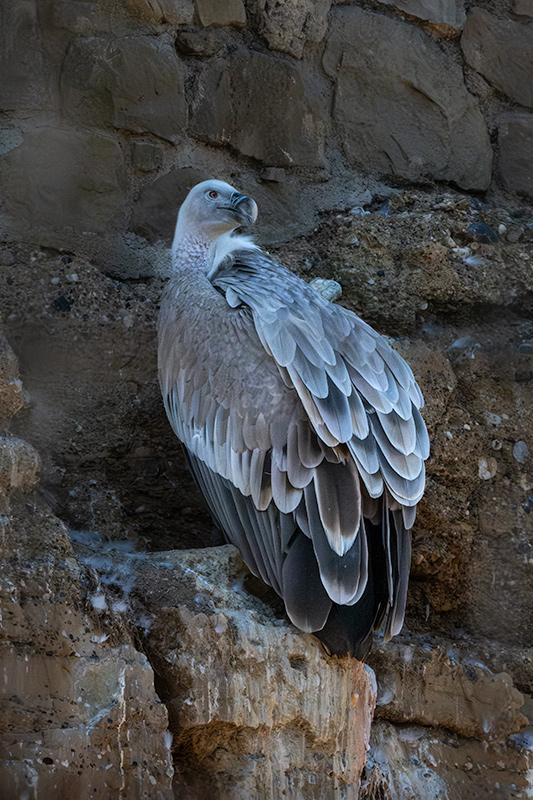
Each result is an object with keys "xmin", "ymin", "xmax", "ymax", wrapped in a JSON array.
[{"xmin": 1, "ymin": 0, "xmax": 532, "ymax": 274}]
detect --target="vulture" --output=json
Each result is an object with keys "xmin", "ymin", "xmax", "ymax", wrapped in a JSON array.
[{"xmin": 158, "ymin": 179, "xmax": 429, "ymax": 659}]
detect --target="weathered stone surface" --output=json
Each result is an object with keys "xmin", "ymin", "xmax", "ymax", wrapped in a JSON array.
[
  {"xmin": 175, "ymin": 27, "xmax": 227, "ymax": 55},
  {"xmin": 196, "ymin": 0, "xmax": 246, "ymax": 27},
  {"xmin": 51, "ymin": 0, "xmax": 101, "ymax": 33},
  {"xmin": 0, "ymin": 435, "xmax": 40, "ymax": 498},
  {"xmin": 461, "ymin": 9, "xmax": 533, "ymax": 109},
  {"xmin": 0, "ymin": 490, "xmax": 174, "ymax": 800},
  {"xmin": 514, "ymin": 0, "xmax": 533, "ymax": 19},
  {"xmin": 0, "ymin": 334, "xmax": 25, "ymax": 422},
  {"xmin": 131, "ymin": 166, "xmax": 211, "ymax": 243},
  {"xmin": 370, "ymin": 635, "xmax": 527, "ymax": 741},
  {"xmin": 190, "ymin": 51, "xmax": 325, "ymax": 167},
  {"xmin": 0, "ymin": 1, "xmax": 48, "ymax": 110},
  {"xmin": 1, "ymin": 127, "xmax": 127, "ymax": 238},
  {"xmin": 376, "ymin": 0, "xmax": 466, "ymax": 34},
  {"xmin": 61, "ymin": 36, "xmax": 187, "ymax": 141},
  {"xmin": 247, "ymin": 0, "xmax": 331, "ymax": 58},
  {"xmin": 111, "ymin": 545, "xmax": 377, "ymax": 799},
  {"xmin": 131, "ymin": 139, "xmax": 164, "ymax": 172},
  {"xmin": 125, "ymin": 0, "xmax": 194, "ymax": 24},
  {"xmin": 361, "ymin": 720, "xmax": 533, "ymax": 800},
  {"xmin": 323, "ymin": 7, "xmax": 492, "ymax": 190},
  {"xmin": 498, "ymin": 113, "xmax": 533, "ymax": 198}
]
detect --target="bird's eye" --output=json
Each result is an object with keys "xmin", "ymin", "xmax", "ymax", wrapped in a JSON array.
[{"xmin": 208, "ymin": 190, "xmax": 218, "ymax": 199}]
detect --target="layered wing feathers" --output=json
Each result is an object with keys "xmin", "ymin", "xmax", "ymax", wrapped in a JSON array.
[{"xmin": 158, "ymin": 247, "xmax": 429, "ymax": 649}]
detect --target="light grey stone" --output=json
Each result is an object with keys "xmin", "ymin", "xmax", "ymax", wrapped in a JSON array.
[
  {"xmin": 1, "ymin": 127, "xmax": 127, "ymax": 237},
  {"xmin": 190, "ymin": 52, "xmax": 325, "ymax": 167},
  {"xmin": 61, "ymin": 35, "xmax": 187, "ymax": 142},
  {"xmin": 247, "ymin": 0, "xmax": 331, "ymax": 58},
  {"xmin": 125, "ymin": 0, "xmax": 194, "ymax": 24},
  {"xmin": 498, "ymin": 113, "xmax": 533, "ymax": 198},
  {"xmin": 195, "ymin": 0, "xmax": 246, "ymax": 27},
  {"xmin": 0, "ymin": 1, "xmax": 49, "ymax": 110},
  {"xmin": 323, "ymin": 6, "xmax": 492, "ymax": 190},
  {"xmin": 461, "ymin": 9, "xmax": 533, "ymax": 109},
  {"xmin": 375, "ymin": 0, "xmax": 465, "ymax": 33},
  {"xmin": 513, "ymin": 440, "xmax": 530, "ymax": 463}
]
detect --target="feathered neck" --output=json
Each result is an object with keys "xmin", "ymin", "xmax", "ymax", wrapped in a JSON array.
[{"xmin": 171, "ymin": 230, "xmax": 259, "ymax": 278}]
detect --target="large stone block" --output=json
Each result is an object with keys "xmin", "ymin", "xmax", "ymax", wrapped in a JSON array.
[
  {"xmin": 190, "ymin": 51, "xmax": 325, "ymax": 167},
  {"xmin": 498, "ymin": 113, "xmax": 533, "ymax": 198},
  {"xmin": 461, "ymin": 8, "xmax": 533, "ymax": 109},
  {"xmin": 375, "ymin": 0, "xmax": 465, "ymax": 34},
  {"xmin": 195, "ymin": 0, "xmax": 246, "ymax": 27},
  {"xmin": 0, "ymin": 1, "xmax": 48, "ymax": 110},
  {"xmin": 129, "ymin": 545, "xmax": 377, "ymax": 799},
  {"xmin": 323, "ymin": 7, "xmax": 492, "ymax": 190},
  {"xmin": 247, "ymin": 0, "xmax": 332, "ymax": 58},
  {"xmin": 1, "ymin": 127, "xmax": 127, "ymax": 237},
  {"xmin": 61, "ymin": 35, "xmax": 187, "ymax": 141}
]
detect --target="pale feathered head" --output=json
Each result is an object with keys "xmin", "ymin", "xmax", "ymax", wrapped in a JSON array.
[{"xmin": 175, "ymin": 180, "xmax": 258, "ymax": 242}]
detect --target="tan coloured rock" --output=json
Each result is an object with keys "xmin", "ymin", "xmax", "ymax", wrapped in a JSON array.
[
  {"xmin": 247, "ymin": 0, "xmax": 332, "ymax": 58},
  {"xmin": 0, "ymin": 492, "xmax": 174, "ymax": 800},
  {"xmin": 323, "ymin": 6, "xmax": 492, "ymax": 190},
  {"xmin": 370, "ymin": 635, "xmax": 527, "ymax": 741},
  {"xmin": 462, "ymin": 9, "xmax": 533, "ymax": 109},
  {"xmin": 117, "ymin": 545, "xmax": 377, "ymax": 799},
  {"xmin": 196, "ymin": 0, "xmax": 246, "ymax": 27}
]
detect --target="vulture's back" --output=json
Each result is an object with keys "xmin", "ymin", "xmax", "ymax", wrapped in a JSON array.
[{"xmin": 158, "ymin": 246, "xmax": 429, "ymax": 658}]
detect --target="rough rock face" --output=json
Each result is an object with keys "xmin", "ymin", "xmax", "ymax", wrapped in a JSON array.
[
  {"xmin": 498, "ymin": 114, "xmax": 533, "ymax": 198},
  {"xmin": 2, "ymin": 178, "xmax": 532, "ymax": 797},
  {"xmin": 190, "ymin": 51, "xmax": 325, "ymax": 167},
  {"xmin": 461, "ymin": 9, "xmax": 533, "ymax": 109},
  {"xmin": 61, "ymin": 35, "xmax": 188, "ymax": 142},
  {"xmin": 83, "ymin": 543, "xmax": 376, "ymax": 798},
  {"xmin": 323, "ymin": 6, "xmax": 492, "ymax": 190},
  {"xmin": 375, "ymin": 0, "xmax": 466, "ymax": 35},
  {"xmin": 0, "ymin": 341, "xmax": 173, "ymax": 799},
  {"xmin": 1, "ymin": 0, "xmax": 531, "ymax": 258}
]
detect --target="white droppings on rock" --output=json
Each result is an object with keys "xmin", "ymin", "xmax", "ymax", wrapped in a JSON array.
[
  {"xmin": 479, "ymin": 457, "xmax": 498, "ymax": 480},
  {"xmin": 91, "ymin": 592, "xmax": 108, "ymax": 610}
]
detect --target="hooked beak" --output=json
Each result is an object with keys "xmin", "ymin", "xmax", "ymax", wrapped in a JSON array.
[{"xmin": 228, "ymin": 192, "xmax": 258, "ymax": 225}]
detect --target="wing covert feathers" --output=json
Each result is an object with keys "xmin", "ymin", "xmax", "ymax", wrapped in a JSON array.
[{"xmin": 159, "ymin": 246, "xmax": 429, "ymax": 657}]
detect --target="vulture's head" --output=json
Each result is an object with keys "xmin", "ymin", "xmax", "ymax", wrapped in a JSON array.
[{"xmin": 176, "ymin": 180, "xmax": 258, "ymax": 241}]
